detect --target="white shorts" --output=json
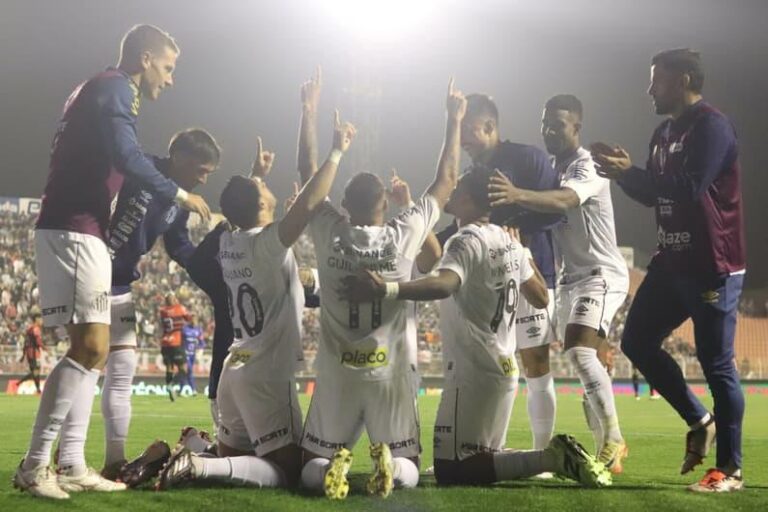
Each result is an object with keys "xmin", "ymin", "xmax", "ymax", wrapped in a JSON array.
[
  {"xmin": 555, "ymin": 275, "xmax": 628, "ymax": 339},
  {"xmin": 434, "ymin": 379, "xmax": 518, "ymax": 461},
  {"xmin": 110, "ymin": 292, "xmax": 138, "ymax": 347},
  {"xmin": 35, "ymin": 229, "xmax": 111, "ymax": 327},
  {"xmin": 217, "ymin": 354, "xmax": 303, "ymax": 456},
  {"xmin": 301, "ymin": 371, "xmax": 420, "ymax": 459},
  {"xmin": 515, "ymin": 289, "xmax": 556, "ymax": 351}
]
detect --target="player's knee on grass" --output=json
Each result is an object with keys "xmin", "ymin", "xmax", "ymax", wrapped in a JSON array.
[
  {"xmin": 66, "ymin": 323, "xmax": 110, "ymax": 369},
  {"xmin": 434, "ymin": 455, "xmax": 495, "ymax": 486},
  {"xmin": 520, "ymin": 345, "xmax": 551, "ymax": 377}
]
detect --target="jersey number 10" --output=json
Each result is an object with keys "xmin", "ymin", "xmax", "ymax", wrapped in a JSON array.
[{"xmin": 227, "ymin": 283, "xmax": 265, "ymax": 338}]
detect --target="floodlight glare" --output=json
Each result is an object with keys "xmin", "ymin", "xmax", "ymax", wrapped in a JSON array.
[{"xmin": 323, "ymin": 0, "xmax": 439, "ymax": 43}]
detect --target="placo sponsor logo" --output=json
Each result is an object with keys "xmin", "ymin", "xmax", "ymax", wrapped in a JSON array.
[
  {"xmin": 498, "ymin": 355, "xmax": 518, "ymax": 377},
  {"xmin": 341, "ymin": 347, "xmax": 388, "ymax": 368}
]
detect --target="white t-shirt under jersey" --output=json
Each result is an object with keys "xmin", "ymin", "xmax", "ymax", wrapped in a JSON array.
[
  {"xmin": 219, "ymin": 224, "xmax": 304, "ymax": 378},
  {"xmin": 555, "ymin": 147, "xmax": 629, "ymax": 287},
  {"xmin": 438, "ymin": 223, "xmax": 534, "ymax": 385},
  {"xmin": 309, "ymin": 194, "xmax": 441, "ymax": 381}
]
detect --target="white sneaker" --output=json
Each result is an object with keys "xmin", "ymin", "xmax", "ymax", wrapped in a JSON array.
[
  {"xmin": 57, "ymin": 467, "xmax": 128, "ymax": 492},
  {"xmin": 13, "ymin": 460, "xmax": 70, "ymax": 499},
  {"xmin": 533, "ymin": 472, "xmax": 555, "ymax": 480}
]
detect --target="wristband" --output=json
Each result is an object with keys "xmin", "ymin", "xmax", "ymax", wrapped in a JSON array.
[
  {"xmin": 329, "ymin": 149, "xmax": 343, "ymax": 165},
  {"xmin": 174, "ymin": 187, "xmax": 189, "ymax": 203},
  {"xmin": 523, "ymin": 247, "xmax": 533, "ymax": 261},
  {"xmin": 384, "ymin": 281, "xmax": 399, "ymax": 300}
]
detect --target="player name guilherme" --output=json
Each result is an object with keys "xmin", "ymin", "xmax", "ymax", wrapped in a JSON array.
[{"xmin": 327, "ymin": 256, "xmax": 397, "ymax": 273}]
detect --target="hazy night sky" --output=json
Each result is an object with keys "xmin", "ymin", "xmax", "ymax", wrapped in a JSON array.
[{"xmin": 1, "ymin": 0, "xmax": 766, "ymax": 288}]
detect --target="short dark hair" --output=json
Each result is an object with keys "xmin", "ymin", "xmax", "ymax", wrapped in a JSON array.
[
  {"xmin": 168, "ymin": 128, "xmax": 221, "ymax": 164},
  {"xmin": 343, "ymin": 173, "xmax": 385, "ymax": 214},
  {"xmin": 545, "ymin": 94, "xmax": 583, "ymax": 121},
  {"xmin": 220, "ymin": 175, "xmax": 259, "ymax": 229},
  {"xmin": 120, "ymin": 24, "xmax": 179, "ymax": 63},
  {"xmin": 466, "ymin": 94, "xmax": 499, "ymax": 123},
  {"xmin": 652, "ymin": 48, "xmax": 704, "ymax": 93},
  {"xmin": 460, "ymin": 165, "xmax": 495, "ymax": 212}
]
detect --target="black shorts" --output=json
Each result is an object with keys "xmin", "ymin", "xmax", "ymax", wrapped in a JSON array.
[
  {"xmin": 27, "ymin": 359, "xmax": 39, "ymax": 372},
  {"xmin": 161, "ymin": 346, "xmax": 186, "ymax": 368}
]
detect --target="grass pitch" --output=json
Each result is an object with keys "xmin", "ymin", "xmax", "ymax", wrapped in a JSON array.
[{"xmin": 1, "ymin": 391, "xmax": 766, "ymax": 511}]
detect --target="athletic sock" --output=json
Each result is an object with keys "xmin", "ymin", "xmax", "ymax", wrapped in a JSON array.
[
  {"xmin": 300, "ymin": 457, "xmax": 330, "ymax": 492},
  {"xmin": 102, "ymin": 349, "xmax": 137, "ymax": 466},
  {"xmin": 492, "ymin": 449, "xmax": 557, "ymax": 481},
  {"xmin": 582, "ymin": 394, "xmax": 603, "ymax": 453},
  {"xmin": 525, "ymin": 373, "xmax": 556, "ymax": 450},
  {"xmin": 56, "ymin": 368, "xmax": 101, "ymax": 474},
  {"xmin": 567, "ymin": 346, "xmax": 623, "ymax": 444},
  {"xmin": 392, "ymin": 457, "xmax": 419, "ymax": 488},
  {"xmin": 198, "ymin": 456, "xmax": 285, "ymax": 487},
  {"xmin": 23, "ymin": 357, "xmax": 92, "ymax": 470}
]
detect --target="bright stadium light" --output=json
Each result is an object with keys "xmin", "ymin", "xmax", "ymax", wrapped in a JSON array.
[{"xmin": 322, "ymin": 0, "xmax": 440, "ymax": 43}]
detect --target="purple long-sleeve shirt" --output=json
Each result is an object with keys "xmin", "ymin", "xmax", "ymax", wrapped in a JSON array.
[
  {"xmin": 36, "ymin": 68, "xmax": 179, "ymax": 241},
  {"xmin": 617, "ymin": 100, "xmax": 746, "ymax": 278}
]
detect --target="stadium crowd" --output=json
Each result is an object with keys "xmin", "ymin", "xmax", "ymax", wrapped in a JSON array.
[{"xmin": 0, "ymin": 209, "xmax": 752, "ymax": 377}]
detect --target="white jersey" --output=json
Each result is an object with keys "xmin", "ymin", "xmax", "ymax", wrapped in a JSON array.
[
  {"xmin": 309, "ymin": 194, "xmax": 441, "ymax": 381},
  {"xmin": 438, "ymin": 223, "xmax": 534, "ymax": 383},
  {"xmin": 219, "ymin": 224, "xmax": 304, "ymax": 379},
  {"xmin": 554, "ymin": 147, "xmax": 629, "ymax": 288}
]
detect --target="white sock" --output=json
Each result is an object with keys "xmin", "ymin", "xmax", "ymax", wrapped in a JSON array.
[
  {"xmin": 197, "ymin": 456, "xmax": 285, "ymax": 487},
  {"xmin": 102, "ymin": 349, "xmax": 137, "ymax": 466},
  {"xmin": 24, "ymin": 357, "xmax": 91, "ymax": 470},
  {"xmin": 183, "ymin": 432, "xmax": 212, "ymax": 455},
  {"xmin": 209, "ymin": 399, "xmax": 220, "ymax": 432},
  {"xmin": 57, "ymin": 368, "xmax": 100, "ymax": 474},
  {"xmin": 525, "ymin": 373, "xmax": 556, "ymax": 450},
  {"xmin": 301, "ymin": 457, "xmax": 330, "ymax": 492},
  {"xmin": 582, "ymin": 394, "xmax": 603, "ymax": 453},
  {"xmin": 567, "ymin": 346, "xmax": 623, "ymax": 444},
  {"xmin": 392, "ymin": 457, "xmax": 419, "ymax": 488},
  {"xmin": 492, "ymin": 449, "xmax": 557, "ymax": 481}
]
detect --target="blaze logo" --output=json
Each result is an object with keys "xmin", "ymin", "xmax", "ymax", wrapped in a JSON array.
[
  {"xmin": 575, "ymin": 305, "xmax": 589, "ymax": 316},
  {"xmin": 341, "ymin": 347, "xmax": 388, "ymax": 368},
  {"xmin": 498, "ymin": 356, "xmax": 518, "ymax": 377},
  {"xmin": 526, "ymin": 326, "xmax": 541, "ymax": 337}
]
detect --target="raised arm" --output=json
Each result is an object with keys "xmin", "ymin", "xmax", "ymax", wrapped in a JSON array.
[
  {"xmin": 298, "ymin": 66, "xmax": 322, "ymax": 185},
  {"xmin": 278, "ymin": 111, "xmax": 356, "ymax": 247},
  {"xmin": 387, "ymin": 168, "xmax": 443, "ymax": 273},
  {"xmin": 425, "ymin": 78, "xmax": 465, "ymax": 207}
]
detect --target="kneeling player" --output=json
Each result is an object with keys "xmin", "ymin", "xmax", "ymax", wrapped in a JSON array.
[
  {"xmin": 157, "ymin": 108, "xmax": 356, "ymax": 490},
  {"xmin": 341, "ymin": 167, "xmax": 612, "ymax": 488},
  {"xmin": 297, "ymin": 79, "xmax": 462, "ymax": 500}
]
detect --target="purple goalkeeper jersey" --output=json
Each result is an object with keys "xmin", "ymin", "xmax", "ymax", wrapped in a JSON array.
[
  {"xmin": 36, "ymin": 68, "xmax": 179, "ymax": 241},
  {"xmin": 617, "ymin": 100, "xmax": 746, "ymax": 278}
]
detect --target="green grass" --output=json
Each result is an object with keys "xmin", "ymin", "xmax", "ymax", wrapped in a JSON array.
[{"xmin": 1, "ymin": 392, "xmax": 766, "ymax": 511}]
